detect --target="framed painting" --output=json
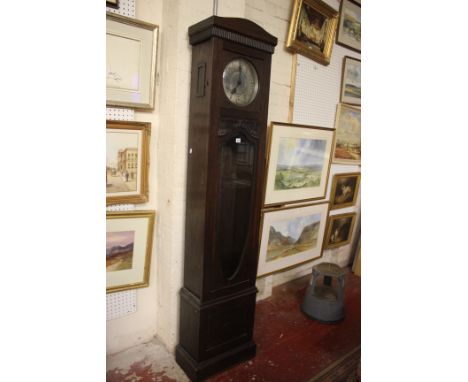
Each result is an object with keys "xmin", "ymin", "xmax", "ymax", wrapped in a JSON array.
[
  {"xmin": 330, "ymin": 172, "xmax": 360, "ymax": 210},
  {"xmin": 323, "ymin": 212, "xmax": 357, "ymax": 249},
  {"xmin": 106, "ymin": 0, "xmax": 119, "ymax": 9},
  {"xmin": 264, "ymin": 122, "xmax": 335, "ymax": 207},
  {"xmin": 340, "ymin": 56, "xmax": 361, "ymax": 105},
  {"xmin": 336, "ymin": 0, "xmax": 361, "ymax": 52},
  {"xmin": 257, "ymin": 202, "xmax": 329, "ymax": 277},
  {"xmin": 286, "ymin": 0, "xmax": 338, "ymax": 65},
  {"xmin": 106, "ymin": 13, "xmax": 159, "ymax": 109},
  {"xmin": 106, "ymin": 120, "xmax": 150, "ymax": 205},
  {"xmin": 107, "ymin": 210, "xmax": 155, "ymax": 293},
  {"xmin": 333, "ymin": 104, "xmax": 361, "ymax": 165}
]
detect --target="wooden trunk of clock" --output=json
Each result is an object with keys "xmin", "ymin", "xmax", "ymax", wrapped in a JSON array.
[{"xmin": 175, "ymin": 17, "xmax": 277, "ymax": 382}]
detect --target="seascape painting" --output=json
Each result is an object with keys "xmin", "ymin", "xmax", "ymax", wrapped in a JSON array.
[
  {"xmin": 334, "ymin": 105, "xmax": 361, "ymax": 164},
  {"xmin": 266, "ymin": 213, "xmax": 321, "ymax": 262},
  {"xmin": 341, "ymin": 57, "xmax": 361, "ymax": 105},
  {"xmin": 106, "ymin": 230, "xmax": 135, "ymax": 272},
  {"xmin": 275, "ymin": 137, "xmax": 326, "ymax": 191},
  {"xmin": 106, "ymin": 131, "xmax": 139, "ymax": 193},
  {"xmin": 342, "ymin": 7, "xmax": 360, "ymax": 45},
  {"xmin": 337, "ymin": 0, "xmax": 361, "ymax": 52}
]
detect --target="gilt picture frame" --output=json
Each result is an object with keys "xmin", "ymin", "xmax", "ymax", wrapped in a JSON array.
[
  {"xmin": 257, "ymin": 202, "xmax": 329, "ymax": 277},
  {"xmin": 333, "ymin": 104, "xmax": 361, "ymax": 165},
  {"xmin": 106, "ymin": 13, "xmax": 159, "ymax": 109},
  {"xmin": 336, "ymin": 0, "xmax": 361, "ymax": 53},
  {"xmin": 107, "ymin": 210, "xmax": 155, "ymax": 293},
  {"xmin": 330, "ymin": 172, "xmax": 360, "ymax": 210},
  {"xmin": 286, "ymin": 0, "xmax": 338, "ymax": 65},
  {"xmin": 106, "ymin": 120, "xmax": 150, "ymax": 205},
  {"xmin": 323, "ymin": 212, "xmax": 357, "ymax": 249},
  {"xmin": 264, "ymin": 122, "xmax": 335, "ymax": 207},
  {"xmin": 340, "ymin": 56, "xmax": 361, "ymax": 106}
]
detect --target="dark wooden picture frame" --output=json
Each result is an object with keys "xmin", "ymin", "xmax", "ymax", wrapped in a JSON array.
[
  {"xmin": 324, "ymin": 212, "xmax": 357, "ymax": 249},
  {"xmin": 330, "ymin": 172, "xmax": 360, "ymax": 210},
  {"xmin": 336, "ymin": 0, "xmax": 361, "ymax": 53},
  {"xmin": 106, "ymin": 0, "xmax": 119, "ymax": 9}
]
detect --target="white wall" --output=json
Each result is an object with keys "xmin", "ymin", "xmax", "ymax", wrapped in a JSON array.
[{"xmin": 107, "ymin": 0, "xmax": 360, "ymax": 355}]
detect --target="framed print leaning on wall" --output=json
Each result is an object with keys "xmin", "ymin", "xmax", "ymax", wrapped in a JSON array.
[
  {"xmin": 336, "ymin": 0, "xmax": 361, "ymax": 52},
  {"xmin": 106, "ymin": 120, "xmax": 150, "ymax": 205},
  {"xmin": 330, "ymin": 172, "xmax": 360, "ymax": 210},
  {"xmin": 264, "ymin": 122, "xmax": 335, "ymax": 207},
  {"xmin": 257, "ymin": 202, "xmax": 329, "ymax": 277},
  {"xmin": 323, "ymin": 212, "xmax": 356, "ymax": 250},
  {"xmin": 106, "ymin": 13, "xmax": 159, "ymax": 109},
  {"xmin": 286, "ymin": 0, "xmax": 338, "ymax": 65},
  {"xmin": 333, "ymin": 104, "xmax": 361, "ymax": 165},
  {"xmin": 340, "ymin": 56, "xmax": 361, "ymax": 105},
  {"xmin": 107, "ymin": 210, "xmax": 155, "ymax": 293}
]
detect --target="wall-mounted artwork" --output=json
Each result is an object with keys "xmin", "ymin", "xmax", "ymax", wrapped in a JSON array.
[
  {"xmin": 106, "ymin": 0, "xmax": 119, "ymax": 9},
  {"xmin": 330, "ymin": 172, "xmax": 361, "ymax": 210},
  {"xmin": 107, "ymin": 121, "xmax": 150, "ymax": 205},
  {"xmin": 257, "ymin": 202, "xmax": 329, "ymax": 277},
  {"xmin": 286, "ymin": 0, "xmax": 338, "ymax": 65},
  {"xmin": 336, "ymin": 0, "xmax": 361, "ymax": 52},
  {"xmin": 107, "ymin": 210, "xmax": 155, "ymax": 293},
  {"xmin": 340, "ymin": 56, "xmax": 361, "ymax": 105},
  {"xmin": 264, "ymin": 122, "xmax": 335, "ymax": 206},
  {"xmin": 324, "ymin": 212, "xmax": 357, "ymax": 249},
  {"xmin": 106, "ymin": 13, "xmax": 159, "ymax": 109},
  {"xmin": 333, "ymin": 104, "xmax": 361, "ymax": 165}
]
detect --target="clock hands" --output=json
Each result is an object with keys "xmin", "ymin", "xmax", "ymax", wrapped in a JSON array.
[{"xmin": 230, "ymin": 63, "xmax": 243, "ymax": 96}]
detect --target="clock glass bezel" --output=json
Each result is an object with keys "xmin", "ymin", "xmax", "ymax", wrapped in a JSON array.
[{"xmin": 222, "ymin": 58, "xmax": 259, "ymax": 107}]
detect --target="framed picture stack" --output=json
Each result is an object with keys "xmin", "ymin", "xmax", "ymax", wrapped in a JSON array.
[
  {"xmin": 106, "ymin": 12, "xmax": 159, "ymax": 294},
  {"xmin": 258, "ymin": 122, "xmax": 336, "ymax": 277}
]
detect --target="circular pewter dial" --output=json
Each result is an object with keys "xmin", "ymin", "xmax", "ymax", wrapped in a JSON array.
[{"xmin": 222, "ymin": 58, "xmax": 259, "ymax": 106}]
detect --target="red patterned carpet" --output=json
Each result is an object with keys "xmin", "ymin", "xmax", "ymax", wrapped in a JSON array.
[
  {"xmin": 107, "ymin": 269, "xmax": 361, "ymax": 382},
  {"xmin": 205, "ymin": 269, "xmax": 361, "ymax": 382}
]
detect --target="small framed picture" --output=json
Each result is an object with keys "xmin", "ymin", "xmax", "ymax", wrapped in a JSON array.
[
  {"xmin": 107, "ymin": 210, "xmax": 155, "ymax": 293},
  {"xmin": 323, "ymin": 212, "xmax": 357, "ymax": 249},
  {"xmin": 264, "ymin": 122, "xmax": 335, "ymax": 206},
  {"xmin": 330, "ymin": 172, "xmax": 360, "ymax": 210},
  {"xmin": 257, "ymin": 202, "xmax": 329, "ymax": 277},
  {"xmin": 106, "ymin": 0, "xmax": 119, "ymax": 9},
  {"xmin": 107, "ymin": 120, "xmax": 151, "ymax": 205},
  {"xmin": 340, "ymin": 56, "xmax": 361, "ymax": 106},
  {"xmin": 336, "ymin": 0, "xmax": 361, "ymax": 53},
  {"xmin": 286, "ymin": 0, "xmax": 338, "ymax": 65},
  {"xmin": 333, "ymin": 104, "xmax": 361, "ymax": 165},
  {"xmin": 107, "ymin": 13, "xmax": 159, "ymax": 109}
]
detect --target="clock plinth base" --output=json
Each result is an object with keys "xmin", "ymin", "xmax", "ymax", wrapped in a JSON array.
[
  {"xmin": 176, "ymin": 287, "xmax": 258, "ymax": 381},
  {"xmin": 176, "ymin": 341, "xmax": 256, "ymax": 382}
]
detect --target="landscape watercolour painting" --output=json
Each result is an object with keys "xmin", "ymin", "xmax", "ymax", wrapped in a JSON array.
[
  {"xmin": 257, "ymin": 202, "xmax": 329, "ymax": 277},
  {"xmin": 275, "ymin": 137, "xmax": 325, "ymax": 191},
  {"xmin": 333, "ymin": 104, "xmax": 361, "ymax": 164},
  {"xmin": 267, "ymin": 213, "xmax": 321, "ymax": 262},
  {"xmin": 264, "ymin": 123, "xmax": 335, "ymax": 206},
  {"xmin": 106, "ymin": 231, "xmax": 134, "ymax": 272}
]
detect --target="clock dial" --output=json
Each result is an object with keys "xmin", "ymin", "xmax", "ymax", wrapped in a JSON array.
[{"xmin": 222, "ymin": 58, "xmax": 259, "ymax": 106}]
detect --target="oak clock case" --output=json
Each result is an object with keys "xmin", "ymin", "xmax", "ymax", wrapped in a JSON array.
[{"xmin": 175, "ymin": 17, "xmax": 277, "ymax": 382}]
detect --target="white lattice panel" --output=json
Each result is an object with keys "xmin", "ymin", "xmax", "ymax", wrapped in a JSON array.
[
  {"xmin": 107, "ymin": 290, "xmax": 137, "ymax": 320},
  {"xmin": 292, "ymin": 45, "xmax": 360, "ymax": 128},
  {"xmin": 106, "ymin": 107, "xmax": 135, "ymax": 121},
  {"xmin": 106, "ymin": 0, "xmax": 135, "ymax": 18}
]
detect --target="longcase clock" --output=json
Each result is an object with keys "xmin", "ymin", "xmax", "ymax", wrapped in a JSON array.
[{"xmin": 175, "ymin": 16, "xmax": 277, "ymax": 381}]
